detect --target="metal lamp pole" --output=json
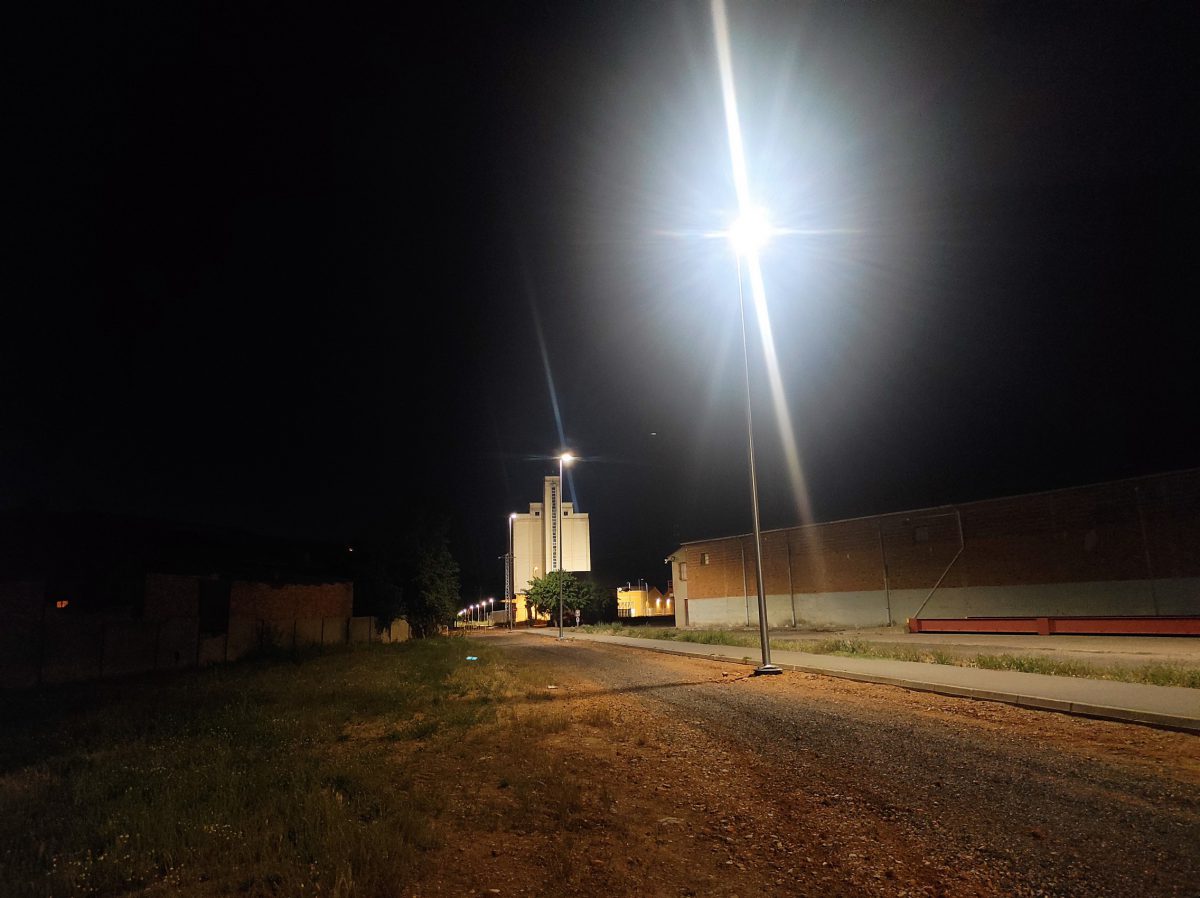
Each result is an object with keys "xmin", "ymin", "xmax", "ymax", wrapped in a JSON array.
[
  {"xmin": 507, "ymin": 513, "xmax": 517, "ymax": 629},
  {"xmin": 557, "ymin": 452, "xmax": 574, "ymax": 640},
  {"xmin": 735, "ymin": 252, "xmax": 782, "ymax": 675}
]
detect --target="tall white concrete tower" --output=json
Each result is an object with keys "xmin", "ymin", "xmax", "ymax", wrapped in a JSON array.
[{"xmin": 512, "ymin": 476, "xmax": 591, "ymax": 599}]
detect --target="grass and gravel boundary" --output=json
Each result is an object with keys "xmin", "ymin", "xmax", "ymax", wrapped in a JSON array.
[{"xmin": 580, "ymin": 624, "xmax": 1200, "ymax": 689}]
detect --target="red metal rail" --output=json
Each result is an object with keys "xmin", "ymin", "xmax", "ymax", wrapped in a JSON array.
[{"xmin": 907, "ymin": 616, "xmax": 1200, "ymax": 636}]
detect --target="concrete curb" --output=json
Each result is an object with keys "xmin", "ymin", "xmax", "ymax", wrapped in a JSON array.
[{"xmin": 521, "ymin": 630, "xmax": 1200, "ymax": 734}]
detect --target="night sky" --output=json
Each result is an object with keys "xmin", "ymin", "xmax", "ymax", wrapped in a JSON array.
[{"xmin": 6, "ymin": 2, "xmax": 1197, "ymax": 599}]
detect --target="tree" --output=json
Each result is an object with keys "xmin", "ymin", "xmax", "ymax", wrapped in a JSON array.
[
  {"xmin": 407, "ymin": 529, "xmax": 460, "ymax": 637},
  {"xmin": 352, "ymin": 516, "xmax": 461, "ymax": 638},
  {"xmin": 524, "ymin": 571, "xmax": 608, "ymax": 624}
]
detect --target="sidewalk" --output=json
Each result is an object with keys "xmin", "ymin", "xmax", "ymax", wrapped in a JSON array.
[
  {"xmin": 523, "ymin": 629, "xmax": 1200, "ymax": 733},
  {"xmin": 772, "ymin": 626, "xmax": 1200, "ymax": 669}
]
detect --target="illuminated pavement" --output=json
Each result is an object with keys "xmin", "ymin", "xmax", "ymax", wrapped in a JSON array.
[
  {"xmin": 772, "ymin": 627, "xmax": 1200, "ymax": 668},
  {"xmin": 523, "ymin": 628, "xmax": 1200, "ymax": 733}
]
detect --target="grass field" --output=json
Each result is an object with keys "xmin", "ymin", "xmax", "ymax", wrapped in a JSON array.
[
  {"xmin": 581, "ymin": 625, "xmax": 1200, "ymax": 689},
  {"xmin": 0, "ymin": 640, "xmax": 518, "ymax": 898}
]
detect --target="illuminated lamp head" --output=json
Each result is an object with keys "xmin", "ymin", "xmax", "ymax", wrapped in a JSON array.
[{"xmin": 728, "ymin": 207, "xmax": 772, "ymax": 256}]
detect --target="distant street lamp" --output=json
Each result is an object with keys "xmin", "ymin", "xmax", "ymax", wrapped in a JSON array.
[
  {"xmin": 557, "ymin": 452, "xmax": 575, "ymax": 640},
  {"xmin": 508, "ymin": 512, "xmax": 517, "ymax": 630},
  {"xmin": 488, "ymin": 597, "xmax": 494, "ymax": 626}
]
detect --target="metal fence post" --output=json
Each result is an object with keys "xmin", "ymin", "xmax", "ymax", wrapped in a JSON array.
[
  {"xmin": 878, "ymin": 521, "xmax": 892, "ymax": 627},
  {"xmin": 1134, "ymin": 485, "xmax": 1159, "ymax": 616},
  {"xmin": 785, "ymin": 537, "xmax": 796, "ymax": 628}
]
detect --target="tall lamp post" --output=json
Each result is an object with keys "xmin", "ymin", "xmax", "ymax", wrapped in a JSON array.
[
  {"xmin": 557, "ymin": 452, "xmax": 574, "ymax": 640},
  {"xmin": 507, "ymin": 512, "xmax": 517, "ymax": 629},
  {"xmin": 729, "ymin": 211, "xmax": 782, "ymax": 675}
]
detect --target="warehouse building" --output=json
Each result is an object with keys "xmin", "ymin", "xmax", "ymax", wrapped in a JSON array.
[{"xmin": 667, "ymin": 468, "xmax": 1200, "ymax": 630}]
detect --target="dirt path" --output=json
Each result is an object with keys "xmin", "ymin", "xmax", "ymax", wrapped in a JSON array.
[{"xmin": 415, "ymin": 632, "xmax": 1199, "ymax": 897}]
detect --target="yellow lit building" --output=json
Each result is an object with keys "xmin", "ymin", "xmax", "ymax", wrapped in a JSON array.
[
  {"xmin": 616, "ymin": 584, "xmax": 672, "ymax": 618},
  {"xmin": 509, "ymin": 475, "xmax": 592, "ymax": 624}
]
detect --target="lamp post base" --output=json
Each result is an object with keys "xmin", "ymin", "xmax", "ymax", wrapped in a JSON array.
[{"xmin": 752, "ymin": 664, "xmax": 783, "ymax": 676}]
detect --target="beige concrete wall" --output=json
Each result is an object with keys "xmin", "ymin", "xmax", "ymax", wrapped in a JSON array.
[
  {"xmin": 295, "ymin": 617, "xmax": 324, "ymax": 645},
  {"xmin": 378, "ymin": 618, "xmax": 410, "ymax": 642},
  {"xmin": 321, "ymin": 617, "xmax": 347, "ymax": 645}
]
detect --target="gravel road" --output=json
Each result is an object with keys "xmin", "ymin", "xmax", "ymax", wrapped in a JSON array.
[{"xmin": 485, "ymin": 631, "xmax": 1200, "ymax": 897}]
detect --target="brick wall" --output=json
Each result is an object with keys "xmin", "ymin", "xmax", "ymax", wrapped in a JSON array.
[
  {"xmin": 144, "ymin": 574, "xmax": 199, "ymax": 620},
  {"xmin": 681, "ymin": 469, "xmax": 1200, "ymax": 613},
  {"xmin": 229, "ymin": 581, "xmax": 353, "ymax": 620},
  {"xmin": 1, "ymin": 576, "xmax": 382, "ymax": 688}
]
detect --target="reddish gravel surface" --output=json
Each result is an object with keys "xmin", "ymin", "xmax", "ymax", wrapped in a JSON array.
[{"xmin": 415, "ymin": 631, "xmax": 1199, "ymax": 898}]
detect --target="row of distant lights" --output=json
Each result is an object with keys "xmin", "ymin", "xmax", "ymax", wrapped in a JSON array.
[{"xmin": 459, "ymin": 599, "xmax": 496, "ymax": 617}]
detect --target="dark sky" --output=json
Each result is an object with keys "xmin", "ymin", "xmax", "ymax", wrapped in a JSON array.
[{"xmin": 6, "ymin": 2, "xmax": 1197, "ymax": 598}]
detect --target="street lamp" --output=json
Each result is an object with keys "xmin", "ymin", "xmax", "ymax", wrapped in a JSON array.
[
  {"xmin": 729, "ymin": 211, "xmax": 782, "ymax": 676},
  {"xmin": 488, "ymin": 597, "xmax": 494, "ymax": 626},
  {"xmin": 557, "ymin": 452, "xmax": 575, "ymax": 640},
  {"xmin": 507, "ymin": 512, "xmax": 517, "ymax": 630}
]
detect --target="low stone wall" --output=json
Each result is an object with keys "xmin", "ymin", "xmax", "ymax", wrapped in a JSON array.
[
  {"xmin": 217, "ymin": 616, "xmax": 399, "ymax": 661},
  {"xmin": 1, "ymin": 610, "xmax": 410, "ymax": 686}
]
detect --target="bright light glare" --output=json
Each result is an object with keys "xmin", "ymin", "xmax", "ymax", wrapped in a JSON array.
[
  {"xmin": 729, "ymin": 207, "xmax": 772, "ymax": 256},
  {"xmin": 712, "ymin": 0, "xmax": 816, "ymax": 528},
  {"xmin": 560, "ymin": 453, "xmax": 574, "ymax": 464}
]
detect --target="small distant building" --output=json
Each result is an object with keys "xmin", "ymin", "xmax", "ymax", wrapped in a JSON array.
[
  {"xmin": 511, "ymin": 475, "xmax": 591, "ymax": 622},
  {"xmin": 616, "ymin": 583, "xmax": 672, "ymax": 618}
]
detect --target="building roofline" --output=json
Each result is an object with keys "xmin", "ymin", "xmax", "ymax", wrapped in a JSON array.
[{"xmin": 676, "ymin": 466, "xmax": 1200, "ymax": 547}]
